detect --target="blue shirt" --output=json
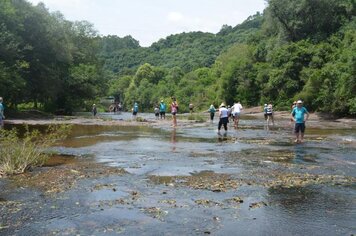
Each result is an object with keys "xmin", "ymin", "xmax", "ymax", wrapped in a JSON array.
[
  {"xmin": 292, "ymin": 107, "xmax": 308, "ymax": 123},
  {"xmin": 159, "ymin": 103, "xmax": 166, "ymax": 112},
  {"xmin": 133, "ymin": 103, "xmax": 138, "ymax": 112},
  {"xmin": 0, "ymin": 103, "xmax": 4, "ymax": 118}
]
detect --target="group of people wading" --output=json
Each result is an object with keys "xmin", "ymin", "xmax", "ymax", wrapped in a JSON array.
[
  {"xmin": 88, "ymin": 96, "xmax": 309, "ymax": 144},
  {"xmin": 214, "ymin": 100, "xmax": 309, "ymax": 143}
]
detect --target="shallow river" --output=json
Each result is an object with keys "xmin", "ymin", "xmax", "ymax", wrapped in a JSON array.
[{"xmin": 1, "ymin": 113, "xmax": 355, "ymax": 235}]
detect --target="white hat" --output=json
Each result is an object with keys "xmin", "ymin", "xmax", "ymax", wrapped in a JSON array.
[{"xmin": 297, "ymin": 100, "xmax": 303, "ymax": 104}]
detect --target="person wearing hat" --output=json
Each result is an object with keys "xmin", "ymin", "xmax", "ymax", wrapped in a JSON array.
[
  {"xmin": 132, "ymin": 102, "xmax": 139, "ymax": 118},
  {"xmin": 208, "ymin": 104, "xmax": 216, "ymax": 122},
  {"xmin": 291, "ymin": 100, "xmax": 309, "ymax": 143},
  {"xmin": 218, "ymin": 103, "xmax": 229, "ymax": 134},
  {"xmin": 159, "ymin": 100, "xmax": 166, "ymax": 119},
  {"xmin": 263, "ymin": 104, "xmax": 268, "ymax": 120},
  {"xmin": 92, "ymin": 104, "xmax": 97, "ymax": 117}
]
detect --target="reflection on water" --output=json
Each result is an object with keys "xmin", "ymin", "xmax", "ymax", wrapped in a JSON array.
[{"xmin": 171, "ymin": 128, "xmax": 177, "ymax": 152}]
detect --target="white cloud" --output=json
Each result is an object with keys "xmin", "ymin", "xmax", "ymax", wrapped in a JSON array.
[
  {"xmin": 168, "ymin": 12, "xmax": 184, "ymax": 22},
  {"xmin": 27, "ymin": 0, "xmax": 267, "ymax": 46}
]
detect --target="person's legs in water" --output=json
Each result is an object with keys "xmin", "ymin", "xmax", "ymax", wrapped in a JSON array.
[
  {"xmin": 300, "ymin": 123, "xmax": 306, "ymax": 143},
  {"xmin": 235, "ymin": 113, "xmax": 240, "ymax": 128},
  {"xmin": 172, "ymin": 113, "xmax": 177, "ymax": 127},
  {"xmin": 218, "ymin": 119, "xmax": 222, "ymax": 134},
  {"xmin": 223, "ymin": 118, "xmax": 228, "ymax": 131},
  {"xmin": 294, "ymin": 123, "xmax": 301, "ymax": 143}
]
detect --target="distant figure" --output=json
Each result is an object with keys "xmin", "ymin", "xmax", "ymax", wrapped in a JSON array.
[
  {"xmin": 0, "ymin": 97, "xmax": 5, "ymax": 128},
  {"xmin": 159, "ymin": 100, "xmax": 166, "ymax": 119},
  {"xmin": 171, "ymin": 97, "xmax": 178, "ymax": 127},
  {"xmin": 263, "ymin": 104, "xmax": 268, "ymax": 120},
  {"xmin": 109, "ymin": 104, "xmax": 115, "ymax": 113},
  {"xmin": 92, "ymin": 104, "xmax": 97, "ymax": 117},
  {"xmin": 266, "ymin": 104, "xmax": 274, "ymax": 126},
  {"xmin": 231, "ymin": 101, "xmax": 243, "ymax": 129},
  {"xmin": 154, "ymin": 105, "xmax": 160, "ymax": 120},
  {"xmin": 290, "ymin": 101, "xmax": 297, "ymax": 123},
  {"xmin": 208, "ymin": 104, "xmax": 216, "ymax": 122},
  {"xmin": 118, "ymin": 102, "xmax": 122, "ymax": 111},
  {"xmin": 227, "ymin": 105, "xmax": 232, "ymax": 122},
  {"xmin": 171, "ymin": 97, "xmax": 179, "ymax": 112},
  {"xmin": 132, "ymin": 102, "xmax": 139, "ymax": 118},
  {"xmin": 218, "ymin": 103, "xmax": 229, "ymax": 134},
  {"xmin": 189, "ymin": 103, "xmax": 194, "ymax": 114},
  {"xmin": 291, "ymin": 101, "xmax": 297, "ymax": 110},
  {"xmin": 291, "ymin": 100, "xmax": 310, "ymax": 143}
]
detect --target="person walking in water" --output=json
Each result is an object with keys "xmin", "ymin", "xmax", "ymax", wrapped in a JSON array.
[
  {"xmin": 159, "ymin": 100, "xmax": 166, "ymax": 119},
  {"xmin": 154, "ymin": 105, "xmax": 160, "ymax": 120},
  {"xmin": 208, "ymin": 104, "xmax": 216, "ymax": 122},
  {"xmin": 291, "ymin": 100, "xmax": 309, "ymax": 143},
  {"xmin": 290, "ymin": 101, "xmax": 297, "ymax": 124},
  {"xmin": 171, "ymin": 97, "xmax": 178, "ymax": 127},
  {"xmin": 266, "ymin": 103, "xmax": 274, "ymax": 126},
  {"xmin": 263, "ymin": 104, "xmax": 268, "ymax": 121},
  {"xmin": 218, "ymin": 103, "xmax": 229, "ymax": 135},
  {"xmin": 231, "ymin": 101, "xmax": 243, "ymax": 129},
  {"xmin": 0, "ymin": 97, "xmax": 5, "ymax": 128},
  {"xmin": 132, "ymin": 102, "xmax": 139, "ymax": 119},
  {"xmin": 92, "ymin": 104, "xmax": 97, "ymax": 117},
  {"xmin": 189, "ymin": 103, "xmax": 194, "ymax": 114}
]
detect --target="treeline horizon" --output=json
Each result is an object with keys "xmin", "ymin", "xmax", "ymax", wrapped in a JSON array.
[{"xmin": 1, "ymin": 0, "xmax": 355, "ymax": 116}]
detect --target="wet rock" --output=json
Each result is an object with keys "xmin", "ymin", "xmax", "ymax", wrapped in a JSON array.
[
  {"xmin": 9, "ymin": 161, "xmax": 127, "ymax": 195},
  {"xmin": 249, "ymin": 201, "xmax": 267, "ymax": 209},
  {"xmin": 195, "ymin": 199, "xmax": 223, "ymax": 207},
  {"xmin": 149, "ymin": 173, "xmax": 239, "ymax": 192},
  {"xmin": 92, "ymin": 183, "xmax": 116, "ymax": 191},
  {"xmin": 227, "ymin": 196, "xmax": 244, "ymax": 203},
  {"xmin": 159, "ymin": 199, "xmax": 177, "ymax": 205},
  {"xmin": 142, "ymin": 207, "xmax": 167, "ymax": 220}
]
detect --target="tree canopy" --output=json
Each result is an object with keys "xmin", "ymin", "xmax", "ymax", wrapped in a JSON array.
[{"xmin": 1, "ymin": 0, "xmax": 355, "ymax": 116}]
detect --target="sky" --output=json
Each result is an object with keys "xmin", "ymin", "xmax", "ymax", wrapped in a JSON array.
[{"xmin": 28, "ymin": 0, "xmax": 267, "ymax": 47}]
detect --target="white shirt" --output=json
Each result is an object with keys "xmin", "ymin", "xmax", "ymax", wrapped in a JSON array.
[
  {"xmin": 232, "ymin": 103, "xmax": 242, "ymax": 113},
  {"xmin": 219, "ymin": 107, "xmax": 229, "ymax": 118}
]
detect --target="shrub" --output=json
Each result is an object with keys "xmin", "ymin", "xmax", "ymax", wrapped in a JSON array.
[{"xmin": 0, "ymin": 125, "xmax": 71, "ymax": 176}]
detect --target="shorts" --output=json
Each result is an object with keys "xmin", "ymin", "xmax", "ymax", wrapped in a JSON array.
[
  {"xmin": 171, "ymin": 112, "xmax": 176, "ymax": 116},
  {"xmin": 233, "ymin": 112, "xmax": 240, "ymax": 118},
  {"xmin": 155, "ymin": 113, "xmax": 159, "ymax": 117},
  {"xmin": 294, "ymin": 123, "xmax": 306, "ymax": 133},
  {"xmin": 267, "ymin": 113, "xmax": 273, "ymax": 117},
  {"xmin": 160, "ymin": 112, "xmax": 165, "ymax": 116},
  {"xmin": 133, "ymin": 111, "xmax": 137, "ymax": 116}
]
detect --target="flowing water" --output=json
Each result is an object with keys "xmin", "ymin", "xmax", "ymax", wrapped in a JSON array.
[{"xmin": 1, "ymin": 113, "xmax": 355, "ymax": 235}]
